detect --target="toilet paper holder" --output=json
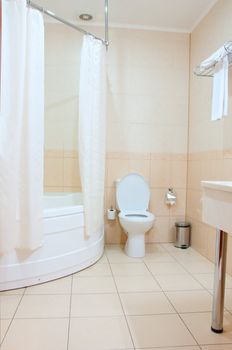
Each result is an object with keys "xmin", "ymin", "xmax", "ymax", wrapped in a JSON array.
[
  {"xmin": 107, "ymin": 207, "xmax": 116, "ymax": 220},
  {"xmin": 165, "ymin": 188, "xmax": 177, "ymax": 206}
]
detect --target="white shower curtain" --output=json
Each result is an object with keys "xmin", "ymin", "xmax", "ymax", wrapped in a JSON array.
[
  {"xmin": 79, "ymin": 35, "xmax": 106, "ymax": 238},
  {"xmin": 0, "ymin": 0, "xmax": 44, "ymax": 253}
]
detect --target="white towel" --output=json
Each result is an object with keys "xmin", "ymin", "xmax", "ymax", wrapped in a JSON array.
[
  {"xmin": 198, "ymin": 46, "xmax": 229, "ymax": 121},
  {"xmin": 211, "ymin": 55, "xmax": 229, "ymax": 121},
  {"xmin": 200, "ymin": 46, "xmax": 227, "ymax": 72}
]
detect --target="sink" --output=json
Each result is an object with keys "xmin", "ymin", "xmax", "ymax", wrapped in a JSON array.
[{"xmin": 201, "ymin": 181, "xmax": 232, "ymax": 235}]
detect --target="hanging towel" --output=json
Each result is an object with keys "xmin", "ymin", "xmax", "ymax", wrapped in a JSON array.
[
  {"xmin": 198, "ymin": 46, "xmax": 229, "ymax": 121},
  {"xmin": 199, "ymin": 46, "xmax": 228, "ymax": 72},
  {"xmin": 211, "ymin": 55, "xmax": 229, "ymax": 121}
]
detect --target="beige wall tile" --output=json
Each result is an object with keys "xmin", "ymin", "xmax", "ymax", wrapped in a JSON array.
[
  {"xmin": 150, "ymin": 188, "xmax": 170, "ymax": 216},
  {"xmin": 171, "ymin": 160, "xmax": 187, "ymax": 189},
  {"xmin": 128, "ymin": 158, "xmax": 150, "ymax": 183},
  {"xmin": 105, "ymin": 187, "xmax": 117, "ymax": 211},
  {"xmin": 63, "ymin": 158, "xmax": 81, "ymax": 187},
  {"xmin": 170, "ymin": 189, "xmax": 186, "ymax": 217},
  {"xmin": 188, "ymin": 160, "xmax": 202, "ymax": 190},
  {"xmin": 186, "ymin": 189, "xmax": 202, "ymax": 222},
  {"xmin": 223, "ymin": 159, "xmax": 232, "ymax": 181},
  {"xmin": 150, "ymin": 159, "xmax": 171, "ymax": 188},
  {"xmin": 106, "ymin": 158, "xmax": 129, "ymax": 187},
  {"xmin": 44, "ymin": 158, "xmax": 63, "ymax": 187},
  {"xmin": 105, "ymin": 218, "xmax": 127, "ymax": 244}
]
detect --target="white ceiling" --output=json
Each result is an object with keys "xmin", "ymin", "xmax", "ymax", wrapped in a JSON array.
[{"xmin": 35, "ymin": 0, "xmax": 218, "ymax": 33}]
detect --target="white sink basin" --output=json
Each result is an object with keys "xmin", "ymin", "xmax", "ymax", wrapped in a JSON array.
[{"xmin": 201, "ymin": 181, "xmax": 232, "ymax": 235}]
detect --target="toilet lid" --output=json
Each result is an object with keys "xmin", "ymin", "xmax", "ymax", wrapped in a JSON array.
[{"xmin": 116, "ymin": 173, "xmax": 150, "ymax": 211}]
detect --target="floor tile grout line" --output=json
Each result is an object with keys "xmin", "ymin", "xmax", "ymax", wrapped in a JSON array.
[
  {"xmin": 143, "ymin": 247, "xmax": 202, "ymax": 347},
  {"xmin": 2, "ymin": 309, "xmax": 224, "ymax": 321},
  {"xmin": 0, "ymin": 287, "xmax": 26, "ymax": 346},
  {"xmin": 105, "ymin": 251, "xmax": 136, "ymax": 350},
  {"xmin": 135, "ymin": 345, "xmax": 201, "ymax": 350},
  {"xmin": 66, "ymin": 274, "xmax": 74, "ymax": 350},
  {"xmin": 162, "ymin": 245, "xmax": 217, "ymax": 293},
  {"xmin": 161, "ymin": 244, "xmax": 232, "ymax": 345},
  {"xmin": 165, "ymin": 244, "xmax": 232, "ymax": 313},
  {"xmin": 177, "ymin": 312, "xmax": 202, "ymax": 347}
]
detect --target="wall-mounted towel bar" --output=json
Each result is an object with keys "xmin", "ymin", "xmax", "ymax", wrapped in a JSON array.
[{"xmin": 194, "ymin": 41, "xmax": 232, "ymax": 77}]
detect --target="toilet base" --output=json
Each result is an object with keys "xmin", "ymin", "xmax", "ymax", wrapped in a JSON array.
[{"xmin": 125, "ymin": 233, "xmax": 145, "ymax": 258}]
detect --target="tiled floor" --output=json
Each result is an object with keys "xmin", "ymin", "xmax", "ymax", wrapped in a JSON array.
[{"xmin": 1, "ymin": 243, "xmax": 232, "ymax": 350}]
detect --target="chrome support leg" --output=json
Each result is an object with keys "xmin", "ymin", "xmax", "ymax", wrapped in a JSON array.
[{"xmin": 211, "ymin": 229, "xmax": 228, "ymax": 333}]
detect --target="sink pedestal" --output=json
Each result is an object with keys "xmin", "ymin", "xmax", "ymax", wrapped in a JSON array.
[{"xmin": 211, "ymin": 229, "xmax": 227, "ymax": 333}]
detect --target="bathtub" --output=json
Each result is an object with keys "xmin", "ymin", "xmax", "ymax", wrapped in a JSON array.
[{"xmin": 0, "ymin": 192, "xmax": 104, "ymax": 291}]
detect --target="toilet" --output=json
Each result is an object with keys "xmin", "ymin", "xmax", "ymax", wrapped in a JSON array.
[{"xmin": 116, "ymin": 173, "xmax": 155, "ymax": 258}]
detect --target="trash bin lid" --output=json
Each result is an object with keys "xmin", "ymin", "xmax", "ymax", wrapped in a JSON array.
[{"xmin": 175, "ymin": 222, "xmax": 191, "ymax": 228}]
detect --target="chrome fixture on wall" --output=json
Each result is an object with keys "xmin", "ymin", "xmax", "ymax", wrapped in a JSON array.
[{"xmin": 165, "ymin": 188, "xmax": 177, "ymax": 206}]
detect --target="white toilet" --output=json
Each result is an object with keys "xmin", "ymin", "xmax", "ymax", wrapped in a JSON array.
[{"xmin": 116, "ymin": 173, "xmax": 155, "ymax": 258}]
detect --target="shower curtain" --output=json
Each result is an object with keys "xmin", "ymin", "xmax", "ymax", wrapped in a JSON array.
[
  {"xmin": 79, "ymin": 35, "xmax": 106, "ymax": 238},
  {"xmin": 0, "ymin": 0, "xmax": 44, "ymax": 253}
]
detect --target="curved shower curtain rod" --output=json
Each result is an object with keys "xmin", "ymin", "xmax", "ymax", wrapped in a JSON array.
[{"xmin": 27, "ymin": 0, "xmax": 109, "ymax": 47}]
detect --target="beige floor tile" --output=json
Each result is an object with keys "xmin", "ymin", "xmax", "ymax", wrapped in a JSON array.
[
  {"xmin": 181, "ymin": 312, "xmax": 232, "ymax": 344},
  {"xmin": 110, "ymin": 263, "xmax": 150, "ymax": 276},
  {"xmin": 69, "ymin": 316, "xmax": 133, "ymax": 350},
  {"xmin": 201, "ymin": 345, "xmax": 232, "ymax": 349},
  {"xmin": 181, "ymin": 261, "xmax": 215, "ymax": 274},
  {"xmin": 105, "ymin": 244, "xmax": 124, "ymax": 252},
  {"xmin": 115, "ymin": 275, "xmax": 161, "ymax": 292},
  {"xmin": 97, "ymin": 253, "xmax": 108, "ymax": 263},
  {"xmin": 145, "ymin": 244, "xmax": 166, "ymax": 253},
  {"xmin": 136, "ymin": 347, "xmax": 200, "ymax": 350},
  {"xmin": 161, "ymin": 243, "xmax": 186, "ymax": 252},
  {"xmin": 25, "ymin": 276, "xmax": 72, "ymax": 295},
  {"xmin": 72, "ymin": 276, "xmax": 117, "ymax": 294},
  {"xmin": 0, "ymin": 319, "xmax": 11, "ymax": 342},
  {"xmin": 174, "ymin": 252, "xmax": 211, "ymax": 263},
  {"xmin": 15, "ymin": 295, "xmax": 70, "ymax": 318},
  {"xmin": 71, "ymin": 293, "xmax": 123, "ymax": 317},
  {"xmin": 127, "ymin": 314, "xmax": 196, "ymax": 348},
  {"xmin": 162, "ymin": 244, "xmax": 199, "ymax": 256},
  {"xmin": 146, "ymin": 262, "xmax": 188, "ymax": 275},
  {"xmin": 120, "ymin": 292, "xmax": 175, "ymax": 315},
  {"xmin": 75, "ymin": 263, "xmax": 112, "ymax": 277},
  {"xmin": 143, "ymin": 252, "xmax": 176, "ymax": 263},
  {"xmin": 0, "ymin": 295, "xmax": 22, "ymax": 319},
  {"xmin": 155, "ymin": 274, "xmax": 204, "ymax": 291},
  {"xmin": 225, "ymin": 289, "xmax": 232, "ymax": 310},
  {"xmin": 107, "ymin": 250, "xmax": 143, "ymax": 263},
  {"xmin": 193, "ymin": 273, "xmax": 232, "ymax": 290},
  {"xmin": 1, "ymin": 318, "xmax": 69, "ymax": 350},
  {"xmin": 166, "ymin": 290, "xmax": 213, "ymax": 313},
  {"xmin": 170, "ymin": 248, "xmax": 204, "ymax": 258},
  {"xmin": 0, "ymin": 288, "xmax": 25, "ymax": 296}
]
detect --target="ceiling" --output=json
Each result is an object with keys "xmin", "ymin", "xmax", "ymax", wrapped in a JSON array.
[{"xmin": 35, "ymin": 0, "xmax": 218, "ymax": 33}]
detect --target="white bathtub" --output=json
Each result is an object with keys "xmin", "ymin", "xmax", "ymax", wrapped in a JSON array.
[{"xmin": 0, "ymin": 192, "xmax": 104, "ymax": 291}]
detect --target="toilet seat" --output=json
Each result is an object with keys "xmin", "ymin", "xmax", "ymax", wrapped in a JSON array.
[{"xmin": 119, "ymin": 210, "xmax": 155, "ymax": 223}]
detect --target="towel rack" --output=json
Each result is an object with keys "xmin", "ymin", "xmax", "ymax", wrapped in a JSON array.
[{"xmin": 194, "ymin": 41, "xmax": 232, "ymax": 77}]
